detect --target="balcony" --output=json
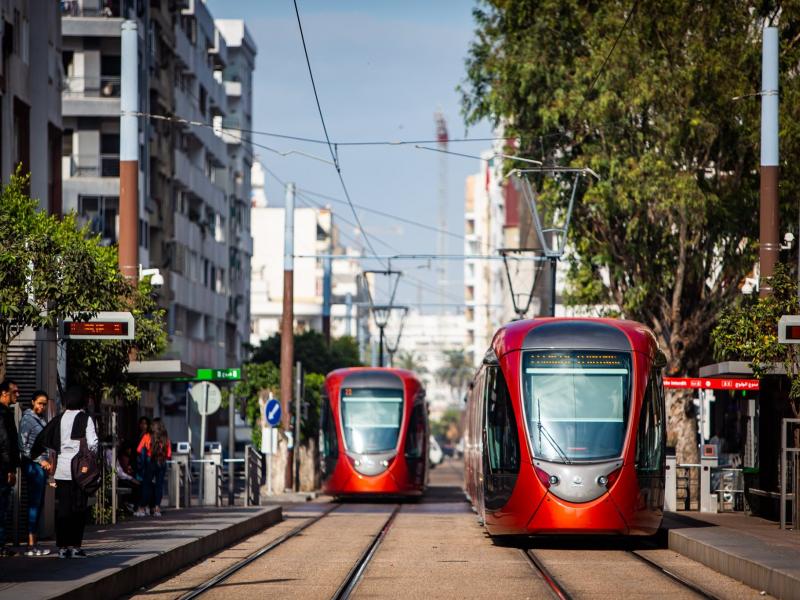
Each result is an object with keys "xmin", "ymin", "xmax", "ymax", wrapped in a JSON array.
[
  {"xmin": 62, "ymin": 77, "xmax": 120, "ymax": 117},
  {"xmin": 64, "ymin": 154, "xmax": 120, "ymax": 178},
  {"xmin": 61, "ymin": 1, "xmax": 123, "ymax": 37},
  {"xmin": 174, "ymin": 150, "xmax": 225, "ymax": 212}
]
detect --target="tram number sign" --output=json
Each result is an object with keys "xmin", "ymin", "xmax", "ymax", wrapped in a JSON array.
[{"xmin": 663, "ymin": 377, "xmax": 759, "ymax": 391}]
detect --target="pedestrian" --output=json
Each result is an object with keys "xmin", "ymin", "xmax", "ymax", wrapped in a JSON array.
[
  {"xmin": 137, "ymin": 416, "xmax": 150, "ymax": 445},
  {"xmin": 136, "ymin": 418, "xmax": 171, "ymax": 518},
  {"xmin": 18, "ymin": 390, "xmax": 53, "ymax": 556},
  {"xmin": 32, "ymin": 385, "xmax": 98, "ymax": 559},
  {"xmin": 0, "ymin": 379, "xmax": 21, "ymax": 557}
]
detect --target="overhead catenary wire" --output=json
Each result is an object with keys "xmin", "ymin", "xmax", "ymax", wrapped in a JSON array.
[{"xmin": 292, "ymin": 0, "xmax": 382, "ymax": 263}]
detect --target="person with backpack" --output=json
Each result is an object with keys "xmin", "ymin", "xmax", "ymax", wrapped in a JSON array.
[
  {"xmin": 136, "ymin": 418, "xmax": 171, "ymax": 517},
  {"xmin": 32, "ymin": 386, "xmax": 98, "ymax": 559}
]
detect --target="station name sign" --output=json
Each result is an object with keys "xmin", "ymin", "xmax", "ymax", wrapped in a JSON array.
[
  {"xmin": 663, "ymin": 377, "xmax": 759, "ymax": 391},
  {"xmin": 61, "ymin": 311, "xmax": 135, "ymax": 341}
]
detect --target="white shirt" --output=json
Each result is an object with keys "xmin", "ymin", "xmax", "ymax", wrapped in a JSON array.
[{"xmin": 55, "ymin": 410, "xmax": 98, "ymax": 481}]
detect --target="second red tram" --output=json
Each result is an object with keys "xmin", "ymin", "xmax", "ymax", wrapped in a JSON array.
[
  {"xmin": 464, "ymin": 318, "xmax": 666, "ymax": 536},
  {"xmin": 321, "ymin": 368, "xmax": 429, "ymax": 497}
]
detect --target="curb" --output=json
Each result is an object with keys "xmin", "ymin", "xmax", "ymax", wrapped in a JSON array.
[
  {"xmin": 53, "ymin": 506, "xmax": 282, "ymax": 600},
  {"xmin": 668, "ymin": 527, "xmax": 800, "ymax": 600}
]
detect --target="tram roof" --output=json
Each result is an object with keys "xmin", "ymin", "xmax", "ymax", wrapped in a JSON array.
[
  {"xmin": 325, "ymin": 367, "xmax": 424, "ymax": 388},
  {"xmin": 491, "ymin": 317, "xmax": 658, "ymax": 358}
]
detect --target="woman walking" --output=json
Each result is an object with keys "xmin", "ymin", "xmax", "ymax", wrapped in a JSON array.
[
  {"xmin": 136, "ymin": 418, "xmax": 171, "ymax": 517},
  {"xmin": 18, "ymin": 391, "xmax": 53, "ymax": 556},
  {"xmin": 33, "ymin": 386, "xmax": 98, "ymax": 559}
]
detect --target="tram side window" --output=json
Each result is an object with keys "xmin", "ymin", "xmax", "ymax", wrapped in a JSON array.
[
  {"xmin": 485, "ymin": 367, "xmax": 520, "ymax": 474},
  {"xmin": 405, "ymin": 403, "xmax": 426, "ymax": 458},
  {"xmin": 635, "ymin": 370, "xmax": 663, "ymax": 471},
  {"xmin": 321, "ymin": 394, "xmax": 338, "ymax": 459}
]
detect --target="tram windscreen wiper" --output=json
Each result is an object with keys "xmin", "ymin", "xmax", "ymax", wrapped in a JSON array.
[{"xmin": 536, "ymin": 394, "xmax": 572, "ymax": 464}]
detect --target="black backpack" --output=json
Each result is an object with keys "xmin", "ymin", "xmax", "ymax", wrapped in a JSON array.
[{"xmin": 71, "ymin": 420, "xmax": 101, "ymax": 495}]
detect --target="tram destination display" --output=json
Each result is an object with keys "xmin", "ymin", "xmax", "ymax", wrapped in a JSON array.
[{"xmin": 61, "ymin": 311, "xmax": 135, "ymax": 340}]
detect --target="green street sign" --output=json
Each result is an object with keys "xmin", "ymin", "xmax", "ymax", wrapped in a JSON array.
[{"xmin": 196, "ymin": 368, "xmax": 241, "ymax": 381}]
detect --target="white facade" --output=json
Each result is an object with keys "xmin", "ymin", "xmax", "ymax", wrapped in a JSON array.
[
  {"xmin": 463, "ymin": 151, "xmax": 507, "ymax": 367},
  {"xmin": 382, "ymin": 310, "xmax": 466, "ymax": 419},
  {"xmin": 249, "ymin": 195, "xmax": 363, "ymax": 346}
]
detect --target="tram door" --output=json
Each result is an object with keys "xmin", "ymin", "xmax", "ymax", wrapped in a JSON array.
[
  {"xmin": 475, "ymin": 370, "xmax": 487, "ymax": 525},
  {"xmin": 482, "ymin": 365, "xmax": 520, "ymax": 512},
  {"xmin": 404, "ymin": 398, "xmax": 427, "ymax": 488},
  {"xmin": 633, "ymin": 368, "xmax": 666, "ymax": 530}
]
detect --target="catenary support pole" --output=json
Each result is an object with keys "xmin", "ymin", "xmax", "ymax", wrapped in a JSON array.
[
  {"xmin": 294, "ymin": 361, "xmax": 302, "ymax": 493},
  {"xmin": 322, "ymin": 214, "xmax": 333, "ymax": 342},
  {"xmin": 119, "ymin": 21, "xmax": 139, "ymax": 280},
  {"xmin": 280, "ymin": 183, "xmax": 296, "ymax": 490},
  {"xmin": 549, "ymin": 257, "xmax": 557, "ymax": 317},
  {"xmin": 378, "ymin": 327, "xmax": 385, "ymax": 367},
  {"xmin": 228, "ymin": 393, "xmax": 235, "ymax": 505},
  {"xmin": 760, "ymin": 26, "xmax": 779, "ymax": 296}
]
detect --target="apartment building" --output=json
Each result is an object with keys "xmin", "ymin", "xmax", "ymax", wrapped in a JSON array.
[
  {"xmin": 249, "ymin": 179, "xmax": 363, "ymax": 347},
  {"xmin": 1, "ymin": 0, "xmax": 63, "ymax": 399},
  {"xmin": 463, "ymin": 151, "xmax": 507, "ymax": 367},
  {"xmin": 61, "ymin": 2, "xmax": 255, "ymax": 394}
]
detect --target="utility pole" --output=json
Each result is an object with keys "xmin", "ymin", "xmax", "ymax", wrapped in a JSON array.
[
  {"xmin": 293, "ymin": 361, "xmax": 302, "ymax": 492},
  {"xmin": 119, "ymin": 21, "xmax": 138, "ymax": 280},
  {"xmin": 280, "ymin": 183, "xmax": 295, "ymax": 490},
  {"xmin": 322, "ymin": 212, "xmax": 333, "ymax": 342},
  {"xmin": 760, "ymin": 26, "xmax": 779, "ymax": 296}
]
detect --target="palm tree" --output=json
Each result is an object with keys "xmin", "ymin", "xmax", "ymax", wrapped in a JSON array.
[
  {"xmin": 396, "ymin": 350, "xmax": 428, "ymax": 375},
  {"xmin": 436, "ymin": 348, "xmax": 474, "ymax": 403}
]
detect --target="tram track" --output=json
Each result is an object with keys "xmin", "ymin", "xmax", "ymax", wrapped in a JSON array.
[
  {"xmin": 177, "ymin": 502, "xmax": 400, "ymax": 600},
  {"xmin": 521, "ymin": 544, "xmax": 723, "ymax": 600}
]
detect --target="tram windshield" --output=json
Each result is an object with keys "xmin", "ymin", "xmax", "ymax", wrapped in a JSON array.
[
  {"xmin": 522, "ymin": 350, "xmax": 631, "ymax": 462},
  {"xmin": 341, "ymin": 387, "xmax": 404, "ymax": 454}
]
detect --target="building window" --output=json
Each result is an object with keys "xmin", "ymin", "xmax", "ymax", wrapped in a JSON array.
[{"xmin": 79, "ymin": 196, "xmax": 119, "ymax": 244}]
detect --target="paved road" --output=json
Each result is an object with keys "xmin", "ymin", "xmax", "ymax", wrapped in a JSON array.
[{"xmin": 133, "ymin": 459, "xmax": 773, "ymax": 599}]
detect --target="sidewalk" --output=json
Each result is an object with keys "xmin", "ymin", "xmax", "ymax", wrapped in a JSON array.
[
  {"xmin": 664, "ymin": 511, "xmax": 800, "ymax": 600},
  {"xmin": 0, "ymin": 505, "xmax": 282, "ymax": 600}
]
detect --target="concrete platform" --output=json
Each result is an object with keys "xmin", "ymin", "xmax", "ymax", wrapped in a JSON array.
[
  {"xmin": 0, "ymin": 505, "xmax": 282, "ymax": 600},
  {"xmin": 664, "ymin": 511, "xmax": 800, "ymax": 600}
]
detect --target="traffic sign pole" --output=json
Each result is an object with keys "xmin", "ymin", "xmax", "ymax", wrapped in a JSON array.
[{"xmin": 199, "ymin": 384, "xmax": 208, "ymax": 505}]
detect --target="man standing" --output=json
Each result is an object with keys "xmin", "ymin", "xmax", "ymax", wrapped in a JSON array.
[{"xmin": 0, "ymin": 379, "xmax": 21, "ymax": 557}]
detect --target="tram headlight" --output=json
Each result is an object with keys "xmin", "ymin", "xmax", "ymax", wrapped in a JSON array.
[
  {"xmin": 597, "ymin": 475, "xmax": 608, "ymax": 486},
  {"xmin": 548, "ymin": 475, "xmax": 560, "ymax": 486}
]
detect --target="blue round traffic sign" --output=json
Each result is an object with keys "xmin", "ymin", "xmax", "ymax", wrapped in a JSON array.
[{"xmin": 265, "ymin": 398, "xmax": 282, "ymax": 427}]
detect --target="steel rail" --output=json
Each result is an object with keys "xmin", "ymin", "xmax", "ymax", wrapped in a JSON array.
[
  {"xmin": 521, "ymin": 549, "xmax": 574, "ymax": 600},
  {"xmin": 178, "ymin": 504, "xmax": 340, "ymax": 600},
  {"xmin": 330, "ymin": 504, "xmax": 401, "ymax": 600},
  {"xmin": 627, "ymin": 549, "xmax": 723, "ymax": 600}
]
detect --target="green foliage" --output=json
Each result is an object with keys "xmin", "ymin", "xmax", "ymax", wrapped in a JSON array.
[
  {"xmin": 302, "ymin": 372, "xmax": 325, "ymax": 443},
  {"xmin": 67, "ymin": 280, "xmax": 168, "ymax": 404},
  {"xmin": 436, "ymin": 348, "xmax": 474, "ymax": 402},
  {"xmin": 460, "ymin": 1, "xmax": 800, "ymax": 375},
  {"xmin": 712, "ymin": 264, "xmax": 800, "ymax": 416},
  {"xmin": 230, "ymin": 362, "xmax": 280, "ymax": 449},
  {"xmin": 250, "ymin": 331, "xmax": 362, "ymax": 375},
  {"xmin": 430, "ymin": 407, "xmax": 463, "ymax": 442},
  {"xmin": 395, "ymin": 350, "xmax": 428, "ymax": 375},
  {"xmin": 0, "ymin": 171, "xmax": 127, "ymax": 378}
]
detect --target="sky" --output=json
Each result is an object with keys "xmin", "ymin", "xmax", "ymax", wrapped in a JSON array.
[{"xmin": 206, "ymin": 0, "xmax": 493, "ymax": 310}]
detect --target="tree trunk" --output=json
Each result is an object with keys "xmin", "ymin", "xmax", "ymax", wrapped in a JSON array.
[{"xmin": 666, "ymin": 389, "xmax": 699, "ymax": 465}]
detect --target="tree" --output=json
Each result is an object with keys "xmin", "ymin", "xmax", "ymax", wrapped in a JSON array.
[
  {"xmin": 250, "ymin": 331, "xmax": 361, "ymax": 375},
  {"xmin": 67, "ymin": 280, "xmax": 167, "ymax": 404},
  {"xmin": 460, "ymin": 1, "xmax": 800, "ymax": 462},
  {"xmin": 0, "ymin": 171, "xmax": 127, "ymax": 379},
  {"xmin": 395, "ymin": 351, "xmax": 428, "ymax": 376},
  {"xmin": 230, "ymin": 362, "xmax": 280, "ymax": 449},
  {"xmin": 431, "ymin": 407, "xmax": 464, "ymax": 443},
  {"xmin": 436, "ymin": 349, "xmax": 473, "ymax": 403},
  {"xmin": 712, "ymin": 263, "xmax": 800, "ymax": 419}
]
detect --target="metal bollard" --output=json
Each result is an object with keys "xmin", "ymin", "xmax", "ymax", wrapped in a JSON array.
[{"xmin": 665, "ymin": 455, "xmax": 677, "ymax": 512}]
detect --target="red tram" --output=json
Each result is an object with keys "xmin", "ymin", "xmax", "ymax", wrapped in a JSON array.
[
  {"xmin": 320, "ymin": 368, "xmax": 429, "ymax": 497},
  {"xmin": 464, "ymin": 318, "xmax": 666, "ymax": 536}
]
